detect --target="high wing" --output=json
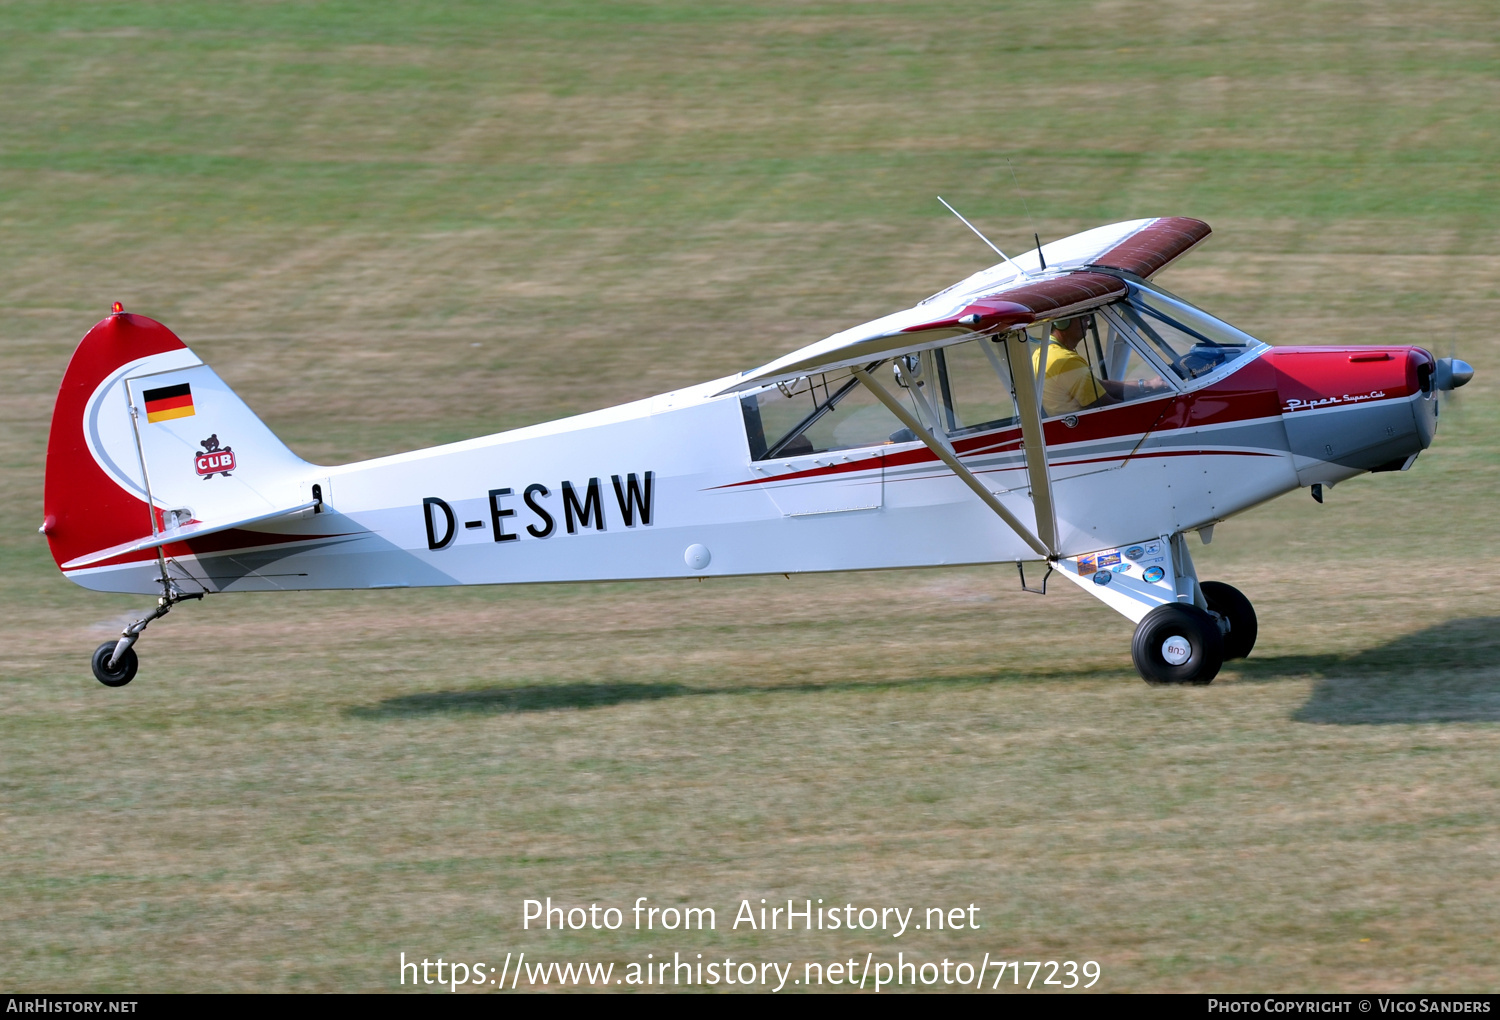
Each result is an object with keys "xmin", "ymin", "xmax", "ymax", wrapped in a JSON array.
[
  {"xmin": 718, "ymin": 216, "xmax": 1210, "ymax": 394},
  {"xmin": 61, "ymin": 499, "xmax": 323, "ymax": 569},
  {"xmin": 719, "ymin": 215, "xmax": 1211, "ymax": 560}
]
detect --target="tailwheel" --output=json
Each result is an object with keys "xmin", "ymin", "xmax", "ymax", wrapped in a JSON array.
[
  {"xmin": 1201, "ymin": 581, "xmax": 1257, "ymax": 660},
  {"xmin": 87, "ymin": 587, "xmax": 202, "ymax": 688},
  {"xmin": 91, "ymin": 641, "xmax": 138, "ymax": 687},
  {"xmin": 1132, "ymin": 603, "xmax": 1224, "ymax": 686}
]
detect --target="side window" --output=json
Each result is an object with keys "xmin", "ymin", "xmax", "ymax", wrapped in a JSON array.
[
  {"xmin": 1036, "ymin": 321, "xmax": 1106, "ymax": 417},
  {"xmin": 740, "ymin": 369, "xmax": 910, "ymax": 460},
  {"xmin": 935, "ymin": 337, "xmax": 1017, "ymax": 434},
  {"xmin": 1096, "ymin": 314, "xmax": 1173, "ymax": 403},
  {"xmin": 741, "ymin": 375, "xmax": 839, "ymax": 459},
  {"xmin": 1035, "ymin": 313, "xmax": 1173, "ymax": 419},
  {"xmin": 1113, "ymin": 342, "xmax": 1172, "ymax": 396},
  {"xmin": 799, "ymin": 377, "xmax": 909, "ymax": 453}
]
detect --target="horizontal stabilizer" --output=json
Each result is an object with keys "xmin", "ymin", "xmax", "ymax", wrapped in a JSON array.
[{"xmin": 62, "ymin": 499, "xmax": 322, "ymax": 570}]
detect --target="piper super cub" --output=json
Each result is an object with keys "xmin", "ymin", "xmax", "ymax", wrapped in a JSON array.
[{"xmin": 43, "ymin": 216, "xmax": 1472, "ymax": 688}]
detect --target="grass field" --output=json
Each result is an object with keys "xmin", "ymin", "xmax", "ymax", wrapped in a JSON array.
[{"xmin": 3, "ymin": 0, "xmax": 1499, "ymax": 993}]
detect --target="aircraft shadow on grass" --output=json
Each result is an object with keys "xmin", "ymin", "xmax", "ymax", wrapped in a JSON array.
[
  {"xmin": 1229, "ymin": 617, "xmax": 1500, "ymax": 725},
  {"xmin": 346, "ymin": 619, "xmax": 1499, "ymax": 725},
  {"xmin": 344, "ymin": 667, "xmax": 1123, "ymax": 720},
  {"xmin": 348, "ymin": 682, "xmax": 692, "ymax": 717}
]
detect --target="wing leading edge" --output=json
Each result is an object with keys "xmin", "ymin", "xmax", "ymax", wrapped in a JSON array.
[{"xmin": 719, "ymin": 216, "xmax": 1210, "ymax": 394}]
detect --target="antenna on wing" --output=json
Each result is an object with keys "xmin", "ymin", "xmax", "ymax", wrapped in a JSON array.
[
  {"xmin": 1006, "ymin": 159, "xmax": 1046, "ymax": 271},
  {"xmin": 936, "ymin": 197, "xmax": 1033, "ymax": 280}
]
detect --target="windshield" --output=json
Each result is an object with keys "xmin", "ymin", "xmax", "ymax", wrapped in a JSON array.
[{"xmin": 1112, "ymin": 282, "xmax": 1259, "ymax": 380}]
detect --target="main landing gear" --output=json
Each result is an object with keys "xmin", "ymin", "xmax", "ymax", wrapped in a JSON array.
[
  {"xmin": 89, "ymin": 586, "xmax": 203, "ymax": 687},
  {"xmin": 1130, "ymin": 581, "xmax": 1257, "ymax": 686}
]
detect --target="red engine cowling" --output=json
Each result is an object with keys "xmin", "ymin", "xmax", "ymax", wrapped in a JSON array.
[{"xmin": 1265, "ymin": 346, "xmax": 1437, "ymax": 485}]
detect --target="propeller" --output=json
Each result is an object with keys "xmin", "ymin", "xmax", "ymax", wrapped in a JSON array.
[
  {"xmin": 1434, "ymin": 336, "xmax": 1474, "ymax": 419},
  {"xmin": 1435, "ymin": 356, "xmax": 1474, "ymax": 391}
]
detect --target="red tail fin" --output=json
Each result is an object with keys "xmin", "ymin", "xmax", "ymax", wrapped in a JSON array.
[{"xmin": 43, "ymin": 311, "xmax": 189, "ymax": 571}]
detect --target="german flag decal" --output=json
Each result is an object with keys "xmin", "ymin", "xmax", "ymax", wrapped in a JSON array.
[{"xmin": 142, "ymin": 383, "xmax": 195, "ymax": 423}]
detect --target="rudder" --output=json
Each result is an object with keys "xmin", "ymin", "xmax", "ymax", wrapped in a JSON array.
[{"xmin": 43, "ymin": 309, "xmax": 313, "ymax": 582}]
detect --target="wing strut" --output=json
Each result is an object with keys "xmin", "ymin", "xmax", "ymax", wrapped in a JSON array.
[
  {"xmin": 1002, "ymin": 331, "xmax": 1059, "ymax": 555},
  {"xmin": 851, "ymin": 365, "xmax": 1050, "ymax": 558}
]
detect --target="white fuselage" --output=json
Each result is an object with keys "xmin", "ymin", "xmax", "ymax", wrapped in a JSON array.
[{"xmin": 67, "ymin": 351, "xmax": 1306, "ymax": 596}]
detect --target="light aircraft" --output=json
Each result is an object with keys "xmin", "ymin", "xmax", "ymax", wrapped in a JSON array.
[{"xmin": 44, "ymin": 216, "xmax": 1472, "ymax": 688}]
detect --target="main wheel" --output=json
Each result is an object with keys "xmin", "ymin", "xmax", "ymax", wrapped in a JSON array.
[
  {"xmin": 1201, "ymin": 581, "xmax": 1257, "ymax": 660},
  {"xmin": 1131, "ymin": 604, "xmax": 1224, "ymax": 686},
  {"xmin": 91, "ymin": 642, "xmax": 138, "ymax": 687}
]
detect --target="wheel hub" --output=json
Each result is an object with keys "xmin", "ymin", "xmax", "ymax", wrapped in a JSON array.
[{"xmin": 1161, "ymin": 635, "xmax": 1191, "ymax": 666}]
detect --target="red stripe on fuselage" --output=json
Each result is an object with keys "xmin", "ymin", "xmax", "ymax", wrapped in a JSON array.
[
  {"xmin": 714, "ymin": 351, "xmax": 1287, "ymax": 490},
  {"xmin": 64, "ymin": 529, "xmax": 356, "ymax": 572}
]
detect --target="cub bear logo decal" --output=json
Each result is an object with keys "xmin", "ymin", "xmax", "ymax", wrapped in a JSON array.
[{"xmin": 194, "ymin": 434, "xmax": 236, "ymax": 478}]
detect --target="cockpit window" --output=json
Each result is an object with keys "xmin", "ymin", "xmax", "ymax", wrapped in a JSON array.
[
  {"xmin": 1112, "ymin": 283, "xmax": 1257, "ymax": 380},
  {"xmin": 1029, "ymin": 314, "xmax": 1174, "ymax": 419},
  {"xmin": 741, "ymin": 367, "xmax": 910, "ymax": 460},
  {"xmin": 737, "ymin": 281, "xmax": 1262, "ymax": 460},
  {"xmin": 934, "ymin": 336, "xmax": 1017, "ymax": 434}
]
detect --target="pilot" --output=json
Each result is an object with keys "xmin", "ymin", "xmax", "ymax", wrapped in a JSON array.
[
  {"xmin": 1034, "ymin": 317, "xmax": 1110, "ymax": 415},
  {"xmin": 1034, "ymin": 316, "xmax": 1166, "ymax": 415}
]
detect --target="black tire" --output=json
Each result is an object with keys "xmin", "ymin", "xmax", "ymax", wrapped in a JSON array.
[
  {"xmin": 1201, "ymin": 581, "xmax": 1257, "ymax": 660},
  {"xmin": 91, "ymin": 642, "xmax": 138, "ymax": 687},
  {"xmin": 1131, "ymin": 604, "xmax": 1224, "ymax": 686}
]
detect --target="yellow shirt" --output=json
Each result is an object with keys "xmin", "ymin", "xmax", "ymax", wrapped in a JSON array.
[{"xmin": 1033, "ymin": 341, "xmax": 1106, "ymax": 415}]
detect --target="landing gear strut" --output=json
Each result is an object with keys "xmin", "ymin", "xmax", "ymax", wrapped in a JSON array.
[
  {"xmin": 89, "ymin": 586, "xmax": 203, "ymax": 687},
  {"xmin": 1201, "ymin": 581, "xmax": 1257, "ymax": 660}
]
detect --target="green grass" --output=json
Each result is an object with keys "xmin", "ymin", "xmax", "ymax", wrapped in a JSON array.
[{"xmin": 2, "ymin": 0, "xmax": 1499, "ymax": 993}]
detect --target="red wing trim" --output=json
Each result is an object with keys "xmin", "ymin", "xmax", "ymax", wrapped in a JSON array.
[
  {"xmin": 1087, "ymin": 217, "xmax": 1211, "ymax": 279},
  {"xmin": 903, "ymin": 272, "xmax": 1128, "ymax": 333}
]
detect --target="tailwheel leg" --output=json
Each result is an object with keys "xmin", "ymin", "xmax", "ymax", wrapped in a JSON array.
[{"xmin": 90, "ymin": 586, "xmax": 204, "ymax": 688}]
